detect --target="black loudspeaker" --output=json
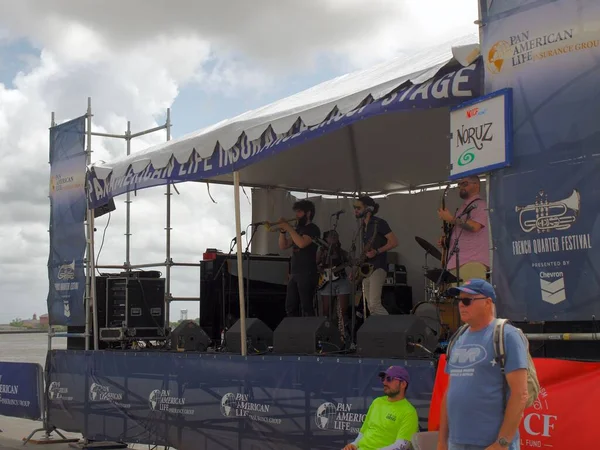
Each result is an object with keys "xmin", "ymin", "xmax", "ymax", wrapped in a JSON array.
[
  {"xmin": 512, "ymin": 322, "xmax": 545, "ymax": 358},
  {"xmin": 273, "ymin": 316, "xmax": 342, "ymax": 354},
  {"xmin": 170, "ymin": 320, "xmax": 211, "ymax": 352},
  {"xmin": 382, "ymin": 285, "xmax": 413, "ymax": 315},
  {"xmin": 357, "ymin": 315, "xmax": 437, "ymax": 358},
  {"xmin": 66, "ymin": 276, "xmax": 108, "ymax": 350},
  {"xmin": 226, "ymin": 318, "xmax": 273, "ymax": 353}
]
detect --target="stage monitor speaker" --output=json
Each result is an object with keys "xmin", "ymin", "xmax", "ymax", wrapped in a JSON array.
[
  {"xmin": 170, "ymin": 320, "xmax": 211, "ymax": 352},
  {"xmin": 226, "ymin": 318, "xmax": 273, "ymax": 353},
  {"xmin": 357, "ymin": 315, "xmax": 437, "ymax": 358},
  {"xmin": 273, "ymin": 316, "xmax": 342, "ymax": 354}
]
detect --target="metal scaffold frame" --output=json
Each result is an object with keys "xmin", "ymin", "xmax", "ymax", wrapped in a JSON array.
[{"xmin": 47, "ymin": 98, "xmax": 206, "ymax": 355}]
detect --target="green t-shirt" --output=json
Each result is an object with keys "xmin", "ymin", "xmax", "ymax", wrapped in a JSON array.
[{"xmin": 356, "ymin": 397, "xmax": 419, "ymax": 450}]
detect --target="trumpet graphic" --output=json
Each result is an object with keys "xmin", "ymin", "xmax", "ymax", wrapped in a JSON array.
[{"xmin": 515, "ymin": 189, "xmax": 580, "ymax": 234}]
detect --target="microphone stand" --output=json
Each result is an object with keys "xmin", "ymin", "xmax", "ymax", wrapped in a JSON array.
[
  {"xmin": 349, "ymin": 220, "xmax": 362, "ymax": 347},
  {"xmin": 214, "ymin": 235, "xmax": 239, "ymax": 349},
  {"xmin": 326, "ymin": 214, "xmax": 341, "ymax": 322},
  {"xmin": 244, "ymin": 226, "xmax": 258, "ymax": 321}
]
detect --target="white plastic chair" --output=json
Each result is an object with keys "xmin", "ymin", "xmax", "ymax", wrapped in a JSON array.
[{"xmin": 412, "ymin": 431, "xmax": 439, "ymax": 450}]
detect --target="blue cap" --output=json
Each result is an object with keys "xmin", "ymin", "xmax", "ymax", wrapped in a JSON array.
[{"xmin": 447, "ymin": 278, "xmax": 496, "ymax": 303}]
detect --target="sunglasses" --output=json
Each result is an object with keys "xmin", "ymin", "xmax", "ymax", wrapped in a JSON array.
[
  {"xmin": 456, "ymin": 296, "xmax": 489, "ymax": 306},
  {"xmin": 380, "ymin": 375, "xmax": 403, "ymax": 383}
]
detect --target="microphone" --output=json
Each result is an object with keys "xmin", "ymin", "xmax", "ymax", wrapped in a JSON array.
[
  {"xmin": 231, "ymin": 231, "xmax": 246, "ymax": 242},
  {"xmin": 331, "ymin": 209, "xmax": 345, "ymax": 217}
]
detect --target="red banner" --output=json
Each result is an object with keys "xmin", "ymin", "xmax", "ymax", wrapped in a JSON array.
[{"xmin": 428, "ymin": 356, "xmax": 600, "ymax": 449}]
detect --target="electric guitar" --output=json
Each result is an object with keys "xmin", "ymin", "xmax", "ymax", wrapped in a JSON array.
[{"xmin": 317, "ymin": 263, "xmax": 351, "ymax": 290}]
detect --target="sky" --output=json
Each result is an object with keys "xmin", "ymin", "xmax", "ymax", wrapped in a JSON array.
[{"xmin": 0, "ymin": 0, "xmax": 478, "ymax": 324}]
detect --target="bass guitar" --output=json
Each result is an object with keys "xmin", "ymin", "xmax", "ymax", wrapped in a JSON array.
[{"xmin": 317, "ymin": 263, "xmax": 350, "ymax": 290}]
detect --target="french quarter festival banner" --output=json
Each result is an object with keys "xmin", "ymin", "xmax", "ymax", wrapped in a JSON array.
[
  {"xmin": 428, "ymin": 355, "xmax": 600, "ymax": 450},
  {"xmin": 483, "ymin": 0, "xmax": 600, "ymax": 322},
  {"xmin": 47, "ymin": 116, "xmax": 87, "ymax": 326}
]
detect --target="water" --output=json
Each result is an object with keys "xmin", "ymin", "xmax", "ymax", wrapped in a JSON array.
[{"xmin": 0, "ymin": 333, "xmax": 66, "ymax": 367}]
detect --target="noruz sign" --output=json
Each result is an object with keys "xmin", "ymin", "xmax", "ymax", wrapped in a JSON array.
[{"xmin": 449, "ymin": 88, "xmax": 513, "ymax": 180}]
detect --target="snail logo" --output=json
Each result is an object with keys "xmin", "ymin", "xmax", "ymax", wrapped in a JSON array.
[{"xmin": 457, "ymin": 147, "xmax": 476, "ymax": 166}]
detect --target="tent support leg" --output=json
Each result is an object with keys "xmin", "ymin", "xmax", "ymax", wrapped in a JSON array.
[
  {"xmin": 165, "ymin": 108, "xmax": 172, "ymax": 327},
  {"xmin": 234, "ymin": 171, "xmax": 248, "ymax": 356}
]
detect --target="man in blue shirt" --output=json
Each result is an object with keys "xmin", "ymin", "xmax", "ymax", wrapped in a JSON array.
[{"xmin": 437, "ymin": 279, "xmax": 529, "ymax": 450}]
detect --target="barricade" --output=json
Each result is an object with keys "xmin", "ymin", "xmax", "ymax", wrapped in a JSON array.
[
  {"xmin": 428, "ymin": 355, "xmax": 600, "ymax": 449},
  {"xmin": 0, "ymin": 361, "xmax": 44, "ymax": 420},
  {"xmin": 46, "ymin": 350, "xmax": 437, "ymax": 449}
]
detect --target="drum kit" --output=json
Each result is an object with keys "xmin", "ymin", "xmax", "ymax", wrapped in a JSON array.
[{"xmin": 412, "ymin": 236, "xmax": 461, "ymax": 339}]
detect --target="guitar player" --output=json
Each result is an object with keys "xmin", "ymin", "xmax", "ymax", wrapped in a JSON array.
[{"xmin": 316, "ymin": 230, "xmax": 351, "ymax": 337}]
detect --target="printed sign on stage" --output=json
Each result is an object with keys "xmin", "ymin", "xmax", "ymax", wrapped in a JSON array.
[
  {"xmin": 47, "ymin": 116, "xmax": 87, "ymax": 326},
  {"xmin": 46, "ymin": 351, "xmax": 436, "ymax": 450},
  {"xmin": 0, "ymin": 361, "xmax": 44, "ymax": 420},
  {"xmin": 449, "ymin": 88, "xmax": 512, "ymax": 180},
  {"xmin": 483, "ymin": 0, "xmax": 600, "ymax": 321}
]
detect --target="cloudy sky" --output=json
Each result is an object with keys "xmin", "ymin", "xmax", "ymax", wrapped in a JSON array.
[{"xmin": 0, "ymin": 0, "xmax": 478, "ymax": 324}]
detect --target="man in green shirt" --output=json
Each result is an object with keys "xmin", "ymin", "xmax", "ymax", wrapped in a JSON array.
[{"xmin": 343, "ymin": 366, "xmax": 419, "ymax": 450}]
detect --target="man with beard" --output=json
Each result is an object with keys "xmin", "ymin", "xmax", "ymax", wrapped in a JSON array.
[
  {"xmin": 278, "ymin": 199, "xmax": 321, "ymax": 316},
  {"xmin": 437, "ymin": 176, "xmax": 489, "ymax": 282},
  {"xmin": 343, "ymin": 366, "xmax": 419, "ymax": 450}
]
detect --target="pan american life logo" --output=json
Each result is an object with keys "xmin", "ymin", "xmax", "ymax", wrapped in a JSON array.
[
  {"xmin": 89, "ymin": 382, "xmax": 130, "ymax": 409},
  {"xmin": 48, "ymin": 382, "xmax": 73, "ymax": 401},
  {"xmin": 148, "ymin": 389, "xmax": 194, "ymax": 415},
  {"xmin": 220, "ymin": 392, "xmax": 281, "ymax": 425},
  {"xmin": 315, "ymin": 401, "xmax": 366, "ymax": 432},
  {"xmin": 0, "ymin": 375, "xmax": 28, "ymax": 407},
  {"xmin": 486, "ymin": 27, "xmax": 599, "ymax": 74}
]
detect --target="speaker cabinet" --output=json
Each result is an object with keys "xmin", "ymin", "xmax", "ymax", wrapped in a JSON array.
[
  {"xmin": 226, "ymin": 318, "xmax": 273, "ymax": 353},
  {"xmin": 170, "ymin": 320, "xmax": 211, "ymax": 352},
  {"xmin": 357, "ymin": 315, "xmax": 436, "ymax": 358},
  {"xmin": 273, "ymin": 316, "xmax": 342, "ymax": 354},
  {"xmin": 382, "ymin": 285, "xmax": 413, "ymax": 315}
]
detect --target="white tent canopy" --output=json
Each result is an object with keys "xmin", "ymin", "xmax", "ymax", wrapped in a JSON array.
[{"xmin": 89, "ymin": 33, "xmax": 481, "ymax": 207}]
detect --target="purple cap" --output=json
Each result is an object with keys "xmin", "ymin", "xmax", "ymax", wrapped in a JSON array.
[{"xmin": 378, "ymin": 366, "xmax": 410, "ymax": 385}]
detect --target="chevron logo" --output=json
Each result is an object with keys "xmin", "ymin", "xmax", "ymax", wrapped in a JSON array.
[{"xmin": 540, "ymin": 275, "xmax": 566, "ymax": 305}]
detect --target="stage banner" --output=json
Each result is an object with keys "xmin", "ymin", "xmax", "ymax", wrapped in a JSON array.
[
  {"xmin": 46, "ymin": 350, "xmax": 436, "ymax": 450},
  {"xmin": 0, "ymin": 361, "xmax": 44, "ymax": 420},
  {"xmin": 428, "ymin": 355, "xmax": 600, "ymax": 449},
  {"xmin": 88, "ymin": 60, "xmax": 483, "ymax": 209},
  {"xmin": 47, "ymin": 116, "xmax": 87, "ymax": 326},
  {"xmin": 482, "ymin": 0, "xmax": 600, "ymax": 321}
]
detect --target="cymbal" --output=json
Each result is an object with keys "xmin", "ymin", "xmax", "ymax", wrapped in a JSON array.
[
  {"xmin": 425, "ymin": 268, "xmax": 458, "ymax": 284},
  {"xmin": 415, "ymin": 236, "xmax": 442, "ymax": 261}
]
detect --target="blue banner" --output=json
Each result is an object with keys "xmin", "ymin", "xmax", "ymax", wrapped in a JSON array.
[
  {"xmin": 46, "ymin": 350, "xmax": 436, "ymax": 449},
  {"xmin": 48, "ymin": 116, "xmax": 87, "ymax": 326},
  {"xmin": 88, "ymin": 60, "xmax": 483, "ymax": 209},
  {"xmin": 0, "ymin": 361, "xmax": 44, "ymax": 420},
  {"xmin": 483, "ymin": 0, "xmax": 600, "ymax": 321}
]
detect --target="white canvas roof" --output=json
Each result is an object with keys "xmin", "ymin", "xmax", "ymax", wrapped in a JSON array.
[{"xmin": 89, "ymin": 32, "xmax": 481, "ymax": 207}]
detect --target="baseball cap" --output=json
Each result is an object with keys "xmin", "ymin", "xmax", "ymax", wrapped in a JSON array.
[
  {"xmin": 446, "ymin": 278, "xmax": 496, "ymax": 303},
  {"xmin": 378, "ymin": 366, "xmax": 410, "ymax": 385}
]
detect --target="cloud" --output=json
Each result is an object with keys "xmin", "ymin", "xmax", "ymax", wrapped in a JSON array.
[{"xmin": 0, "ymin": 0, "xmax": 477, "ymax": 323}]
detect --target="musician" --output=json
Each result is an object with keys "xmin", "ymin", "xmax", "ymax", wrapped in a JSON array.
[
  {"xmin": 317, "ymin": 230, "xmax": 351, "ymax": 339},
  {"xmin": 278, "ymin": 199, "xmax": 321, "ymax": 317},
  {"xmin": 354, "ymin": 196, "xmax": 398, "ymax": 316},
  {"xmin": 437, "ymin": 176, "xmax": 490, "ymax": 282}
]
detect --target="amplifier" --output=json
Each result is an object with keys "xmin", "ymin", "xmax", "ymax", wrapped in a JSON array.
[{"xmin": 105, "ymin": 277, "xmax": 166, "ymax": 330}]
